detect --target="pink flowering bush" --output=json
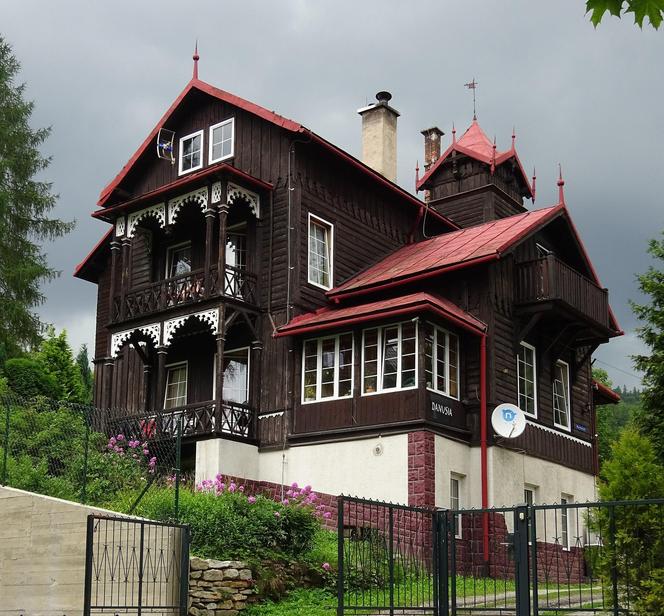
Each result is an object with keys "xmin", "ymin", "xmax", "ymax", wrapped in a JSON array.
[{"xmin": 105, "ymin": 434, "xmax": 157, "ymax": 476}]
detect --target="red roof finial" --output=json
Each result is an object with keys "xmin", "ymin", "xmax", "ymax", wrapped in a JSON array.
[
  {"xmin": 452, "ymin": 123, "xmax": 457, "ymax": 145},
  {"xmin": 415, "ymin": 160, "xmax": 420, "ymax": 192},
  {"xmin": 531, "ymin": 167, "xmax": 536, "ymax": 203},
  {"xmin": 557, "ymin": 163, "xmax": 566, "ymax": 205},
  {"xmin": 193, "ymin": 41, "xmax": 200, "ymax": 80},
  {"xmin": 490, "ymin": 136, "xmax": 497, "ymax": 175}
]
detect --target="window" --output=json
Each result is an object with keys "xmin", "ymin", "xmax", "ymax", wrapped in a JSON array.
[
  {"xmin": 209, "ymin": 118, "xmax": 235, "ymax": 163},
  {"xmin": 178, "ymin": 130, "xmax": 204, "ymax": 175},
  {"xmin": 225, "ymin": 225, "xmax": 247, "ymax": 298},
  {"xmin": 164, "ymin": 362, "xmax": 188, "ymax": 409},
  {"xmin": 302, "ymin": 333, "xmax": 353, "ymax": 403},
  {"xmin": 362, "ymin": 322, "xmax": 417, "ymax": 394},
  {"xmin": 450, "ymin": 474, "xmax": 463, "ymax": 539},
  {"xmin": 222, "ymin": 347, "xmax": 250, "ymax": 404},
  {"xmin": 553, "ymin": 360, "xmax": 571, "ymax": 430},
  {"xmin": 166, "ymin": 242, "xmax": 192, "ymax": 278},
  {"xmin": 560, "ymin": 494, "xmax": 574, "ymax": 550},
  {"xmin": 308, "ymin": 214, "xmax": 333, "ymax": 290},
  {"xmin": 517, "ymin": 342, "xmax": 537, "ymax": 417},
  {"xmin": 424, "ymin": 323, "xmax": 460, "ymax": 399}
]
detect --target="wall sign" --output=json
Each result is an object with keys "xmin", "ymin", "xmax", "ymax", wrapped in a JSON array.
[{"xmin": 428, "ymin": 392, "xmax": 466, "ymax": 430}]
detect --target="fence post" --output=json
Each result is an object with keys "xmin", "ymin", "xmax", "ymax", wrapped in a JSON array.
[
  {"xmin": 530, "ymin": 506, "xmax": 539, "ymax": 616},
  {"xmin": 337, "ymin": 496, "xmax": 344, "ymax": 616},
  {"xmin": 137, "ymin": 521, "xmax": 146, "ymax": 616},
  {"xmin": 436, "ymin": 510, "xmax": 449, "ymax": 616},
  {"xmin": 388, "ymin": 506, "xmax": 395, "ymax": 615},
  {"xmin": 80, "ymin": 407, "xmax": 91, "ymax": 504},
  {"xmin": 174, "ymin": 416, "xmax": 182, "ymax": 522},
  {"xmin": 514, "ymin": 506, "xmax": 531, "ymax": 616},
  {"xmin": 609, "ymin": 505, "xmax": 619, "ymax": 616},
  {"xmin": 1, "ymin": 398, "xmax": 10, "ymax": 485},
  {"xmin": 179, "ymin": 525, "xmax": 190, "ymax": 616},
  {"xmin": 83, "ymin": 515, "xmax": 95, "ymax": 616}
]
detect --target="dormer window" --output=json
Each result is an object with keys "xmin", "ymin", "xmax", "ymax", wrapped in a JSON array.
[
  {"xmin": 178, "ymin": 130, "xmax": 204, "ymax": 175},
  {"xmin": 166, "ymin": 242, "xmax": 192, "ymax": 278},
  {"xmin": 209, "ymin": 118, "xmax": 235, "ymax": 163}
]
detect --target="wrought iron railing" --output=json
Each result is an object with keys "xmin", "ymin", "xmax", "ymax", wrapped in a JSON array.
[
  {"xmin": 515, "ymin": 255, "xmax": 610, "ymax": 328},
  {"xmin": 112, "ymin": 265, "xmax": 258, "ymax": 323}
]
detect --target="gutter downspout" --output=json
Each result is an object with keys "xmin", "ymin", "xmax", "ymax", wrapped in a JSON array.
[{"xmin": 480, "ymin": 333, "xmax": 489, "ymax": 565}]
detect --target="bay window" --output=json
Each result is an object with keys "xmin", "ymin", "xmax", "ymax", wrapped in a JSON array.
[
  {"xmin": 302, "ymin": 333, "xmax": 353, "ymax": 402},
  {"xmin": 424, "ymin": 323, "xmax": 460, "ymax": 399},
  {"xmin": 362, "ymin": 322, "xmax": 417, "ymax": 394}
]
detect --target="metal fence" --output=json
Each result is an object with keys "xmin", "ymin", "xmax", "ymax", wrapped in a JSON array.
[
  {"xmin": 0, "ymin": 395, "xmax": 184, "ymax": 519},
  {"xmin": 84, "ymin": 514, "xmax": 190, "ymax": 616},
  {"xmin": 337, "ymin": 496, "xmax": 664, "ymax": 615}
]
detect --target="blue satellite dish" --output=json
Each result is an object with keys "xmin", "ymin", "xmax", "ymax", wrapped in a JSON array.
[{"xmin": 491, "ymin": 403, "xmax": 526, "ymax": 438}]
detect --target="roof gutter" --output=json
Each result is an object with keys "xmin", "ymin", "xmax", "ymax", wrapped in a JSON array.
[{"xmin": 328, "ymin": 253, "xmax": 501, "ymax": 303}]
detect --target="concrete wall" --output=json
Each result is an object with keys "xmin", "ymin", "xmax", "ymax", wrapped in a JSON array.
[
  {"xmin": 434, "ymin": 436, "xmax": 482, "ymax": 509},
  {"xmin": 0, "ymin": 486, "xmax": 130, "ymax": 616},
  {"xmin": 195, "ymin": 438, "xmax": 260, "ymax": 485}
]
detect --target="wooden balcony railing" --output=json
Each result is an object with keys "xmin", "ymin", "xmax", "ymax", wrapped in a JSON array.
[
  {"xmin": 108, "ymin": 399, "xmax": 256, "ymax": 442},
  {"xmin": 112, "ymin": 265, "xmax": 258, "ymax": 323},
  {"xmin": 515, "ymin": 256, "xmax": 609, "ymax": 329}
]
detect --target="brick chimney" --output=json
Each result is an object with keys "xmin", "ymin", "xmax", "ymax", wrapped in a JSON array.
[
  {"xmin": 358, "ymin": 91, "xmax": 400, "ymax": 183},
  {"xmin": 421, "ymin": 127, "xmax": 444, "ymax": 171}
]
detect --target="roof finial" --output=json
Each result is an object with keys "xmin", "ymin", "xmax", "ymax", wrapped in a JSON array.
[
  {"xmin": 511, "ymin": 126, "xmax": 516, "ymax": 151},
  {"xmin": 557, "ymin": 163, "xmax": 566, "ymax": 205},
  {"xmin": 193, "ymin": 41, "xmax": 200, "ymax": 79},
  {"xmin": 452, "ymin": 122, "xmax": 457, "ymax": 145},
  {"xmin": 490, "ymin": 136, "xmax": 497, "ymax": 175},
  {"xmin": 415, "ymin": 160, "xmax": 420, "ymax": 192},
  {"xmin": 464, "ymin": 78, "xmax": 478, "ymax": 120},
  {"xmin": 531, "ymin": 167, "xmax": 537, "ymax": 203}
]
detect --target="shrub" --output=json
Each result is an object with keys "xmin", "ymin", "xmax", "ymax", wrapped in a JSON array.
[{"xmin": 4, "ymin": 358, "xmax": 59, "ymax": 399}]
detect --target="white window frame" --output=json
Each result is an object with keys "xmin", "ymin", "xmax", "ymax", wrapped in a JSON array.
[
  {"xmin": 560, "ymin": 494, "xmax": 574, "ymax": 551},
  {"xmin": 301, "ymin": 332, "xmax": 354, "ymax": 404},
  {"xmin": 164, "ymin": 361, "xmax": 188, "ymax": 409},
  {"xmin": 450, "ymin": 473, "xmax": 464, "ymax": 539},
  {"xmin": 516, "ymin": 342, "xmax": 538, "ymax": 418},
  {"xmin": 208, "ymin": 118, "xmax": 235, "ymax": 164},
  {"xmin": 307, "ymin": 213, "xmax": 334, "ymax": 290},
  {"xmin": 361, "ymin": 322, "xmax": 418, "ymax": 396},
  {"xmin": 178, "ymin": 129, "xmax": 204, "ymax": 176},
  {"xmin": 425, "ymin": 322, "xmax": 460, "ymax": 400},
  {"xmin": 553, "ymin": 359, "xmax": 571, "ymax": 431},
  {"xmin": 214, "ymin": 346, "xmax": 251, "ymax": 402},
  {"xmin": 165, "ymin": 241, "xmax": 193, "ymax": 279}
]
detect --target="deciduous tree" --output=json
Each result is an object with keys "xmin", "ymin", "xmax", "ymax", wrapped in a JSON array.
[{"xmin": 587, "ymin": 0, "xmax": 664, "ymax": 28}]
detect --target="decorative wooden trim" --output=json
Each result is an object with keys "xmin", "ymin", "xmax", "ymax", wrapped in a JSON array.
[
  {"xmin": 127, "ymin": 203, "xmax": 166, "ymax": 237},
  {"xmin": 163, "ymin": 307, "xmax": 220, "ymax": 346},
  {"xmin": 110, "ymin": 323, "xmax": 161, "ymax": 357},
  {"xmin": 115, "ymin": 216, "xmax": 126, "ymax": 237},
  {"xmin": 227, "ymin": 182, "xmax": 260, "ymax": 218},
  {"xmin": 167, "ymin": 186, "xmax": 208, "ymax": 225},
  {"xmin": 525, "ymin": 419, "xmax": 590, "ymax": 446}
]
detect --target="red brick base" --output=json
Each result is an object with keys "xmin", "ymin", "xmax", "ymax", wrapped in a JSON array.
[{"xmin": 408, "ymin": 431, "xmax": 436, "ymax": 507}]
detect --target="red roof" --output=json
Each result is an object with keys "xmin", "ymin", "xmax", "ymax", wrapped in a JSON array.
[
  {"xmin": 417, "ymin": 119, "xmax": 533, "ymax": 198},
  {"xmin": 328, "ymin": 204, "xmax": 564, "ymax": 301},
  {"xmin": 593, "ymin": 379, "xmax": 621, "ymax": 405},
  {"xmin": 74, "ymin": 227, "xmax": 113, "ymax": 282},
  {"xmin": 275, "ymin": 292, "xmax": 487, "ymax": 337}
]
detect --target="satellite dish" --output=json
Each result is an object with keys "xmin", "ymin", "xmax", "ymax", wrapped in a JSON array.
[{"xmin": 491, "ymin": 403, "xmax": 526, "ymax": 439}]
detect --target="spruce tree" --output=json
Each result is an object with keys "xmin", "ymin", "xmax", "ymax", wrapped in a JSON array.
[
  {"xmin": 76, "ymin": 344, "xmax": 93, "ymax": 403},
  {"xmin": 0, "ymin": 36, "xmax": 73, "ymax": 355},
  {"xmin": 632, "ymin": 232, "xmax": 664, "ymax": 462}
]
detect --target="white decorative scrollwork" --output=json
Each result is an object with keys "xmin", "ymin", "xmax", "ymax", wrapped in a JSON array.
[
  {"xmin": 167, "ymin": 186, "xmax": 209, "ymax": 225},
  {"xmin": 211, "ymin": 182, "xmax": 223, "ymax": 204},
  {"xmin": 115, "ymin": 216, "xmax": 126, "ymax": 237},
  {"xmin": 227, "ymin": 182, "xmax": 260, "ymax": 218},
  {"xmin": 110, "ymin": 323, "xmax": 161, "ymax": 357},
  {"xmin": 127, "ymin": 203, "xmax": 166, "ymax": 238},
  {"xmin": 163, "ymin": 308, "xmax": 220, "ymax": 346}
]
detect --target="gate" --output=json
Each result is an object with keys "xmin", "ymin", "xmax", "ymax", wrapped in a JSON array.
[
  {"xmin": 83, "ymin": 514, "xmax": 190, "ymax": 616},
  {"xmin": 337, "ymin": 496, "xmax": 664, "ymax": 615}
]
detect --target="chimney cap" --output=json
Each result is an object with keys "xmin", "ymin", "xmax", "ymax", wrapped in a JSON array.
[
  {"xmin": 421, "ymin": 126, "xmax": 444, "ymax": 137},
  {"xmin": 376, "ymin": 91, "xmax": 392, "ymax": 104},
  {"xmin": 357, "ymin": 90, "xmax": 400, "ymax": 117}
]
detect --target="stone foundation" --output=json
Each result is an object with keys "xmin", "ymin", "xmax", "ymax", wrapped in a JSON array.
[{"xmin": 189, "ymin": 557, "xmax": 257, "ymax": 615}]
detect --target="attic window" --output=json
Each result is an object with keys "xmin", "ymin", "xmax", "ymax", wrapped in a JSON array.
[
  {"xmin": 209, "ymin": 118, "xmax": 235, "ymax": 163},
  {"xmin": 178, "ymin": 130, "xmax": 204, "ymax": 175}
]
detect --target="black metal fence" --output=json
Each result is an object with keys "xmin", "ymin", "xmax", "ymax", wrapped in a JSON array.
[
  {"xmin": 337, "ymin": 496, "xmax": 664, "ymax": 615},
  {"xmin": 0, "ymin": 395, "xmax": 184, "ymax": 518},
  {"xmin": 84, "ymin": 514, "xmax": 190, "ymax": 615}
]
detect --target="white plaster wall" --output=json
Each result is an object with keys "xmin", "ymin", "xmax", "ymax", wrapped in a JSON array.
[
  {"xmin": 258, "ymin": 435, "xmax": 409, "ymax": 503},
  {"xmin": 434, "ymin": 436, "xmax": 482, "ymax": 510},
  {"xmin": 195, "ymin": 438, "xmax": 260, "ymax": 484},
  {"xmin": 0, "ymin": 486, "xmax": 131, "ymax": 616}
]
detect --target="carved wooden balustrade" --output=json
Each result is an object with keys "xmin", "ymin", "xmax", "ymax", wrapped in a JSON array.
[
  {"xmin": 108, "ymin": 399, "xmax": 256, "ymax": 442},
  {"xmin": 515, "ymin": 256, "xmax": 610, "ymax": 329},
  {"xmin": 111, "ymin": 265, "xmax": 258, "ymax": 323}
]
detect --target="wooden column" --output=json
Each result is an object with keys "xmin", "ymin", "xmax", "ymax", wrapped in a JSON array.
[
  {"xmin": 215, "ymin": 305, "xmax": 227, "ymax": 433},
  {"xmin": 217, "ymin": 183, "xmax": 229, "ymax": 295},
  {"xmin": 250, "ymin": 340, "xmax": 263, "ymax": 440},
  {"xmin": 108, "ymin": 239, "xmax": 121, "ymax": 323},
  {"xmin": 155, "ymin": 346, "xmax": 168, "ymax": 411},
  {"xmin": 102, "ymin": 357, "xmax": 115, "ymax": 411},
  {"xmin": 119, "ymin": 237, "xmax": 131, "ymax": 320},
  {"xmin": 204, "ymin": 206, "xmax": 216, "ymax": 297},
  {"xmin": 143, "ymin": 363, "xmax": 152, "ymax": 412}
]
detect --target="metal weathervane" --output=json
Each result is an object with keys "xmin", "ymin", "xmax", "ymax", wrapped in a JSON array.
[{"xmin": 465, "ymin": 78, "xmax": 478, "ymax": 120}]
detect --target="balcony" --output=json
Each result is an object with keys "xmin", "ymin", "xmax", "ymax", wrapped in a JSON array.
[
  {"xmin": 111, "ymin": 265, "xmax": 258, "ymax": 323},
  {"xmin": 108, "ymin": 399, "xmax": 257, "ymax": 443},
  {"xmin": 515, "ymin": 256, "xmax": 610, "ymax": 332}
]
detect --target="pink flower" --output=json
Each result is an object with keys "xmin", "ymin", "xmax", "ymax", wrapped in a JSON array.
[
  {"xmin": 282, "ymin": 499, "xmax": 290, "ymax": 506},
  {"xmin": 116, "ymin": 434, "xmax": 125, "ymax": 441},
  {"xmin": 323, "ymin": 511, "xmax": 332, "ymax": 519},
  {"xmin": 248, "ymin": 496, "xmax": 256, "ymax": 504},
  {"xmin": 274, "ymin": 511, "xmax": 281, "ymax": 518},
  {"xmin": 229, "ymin": 483, "xmax": 237, "ymax": 493},
  {"xmin": 238, "ymin": 485, "xmax": 245, "ymax": 493},
  {"xmin": 143, "ymin": 448, "xmax": 149, "ymax": 455},
  {"xmin": 291, "ymin": 482, "xmax": 299, "ymax": 489},
  {"xmin": 322, "ymin": 562, "xmax": 331, "ymax": 572}
]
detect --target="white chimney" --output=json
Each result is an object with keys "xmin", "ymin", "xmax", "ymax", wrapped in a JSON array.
[{"xmin": 357, "ymin": 91, "xmax": 400, "ymax": 183}]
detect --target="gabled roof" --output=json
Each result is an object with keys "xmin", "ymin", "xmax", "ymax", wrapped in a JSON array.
[
  {"xmin": 74, "ymin": 227, "xmax": 113, "ymax": 282},
  {"xmin": 328, "ymin": 204, "xmax": 564, "ymax": 301},
  {"xmin": 417, "ymin": 119, "xmax": 533, "ymax": 198},
  {"xmin": 593, "ymin": 380, "xmax": 621, "ymax": 405},
  {"xmin": 275, "ymin": 292, "xmax": 487, "ymax": 337},
  {"xmin": 96, "ymin": 77, "xmax": 457, "ymax": 231}
]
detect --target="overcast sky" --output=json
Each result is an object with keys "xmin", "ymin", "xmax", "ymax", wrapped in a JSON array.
[{"xmin": 3, "ymin": 0, "xmax": 662, "ymax": 389}]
